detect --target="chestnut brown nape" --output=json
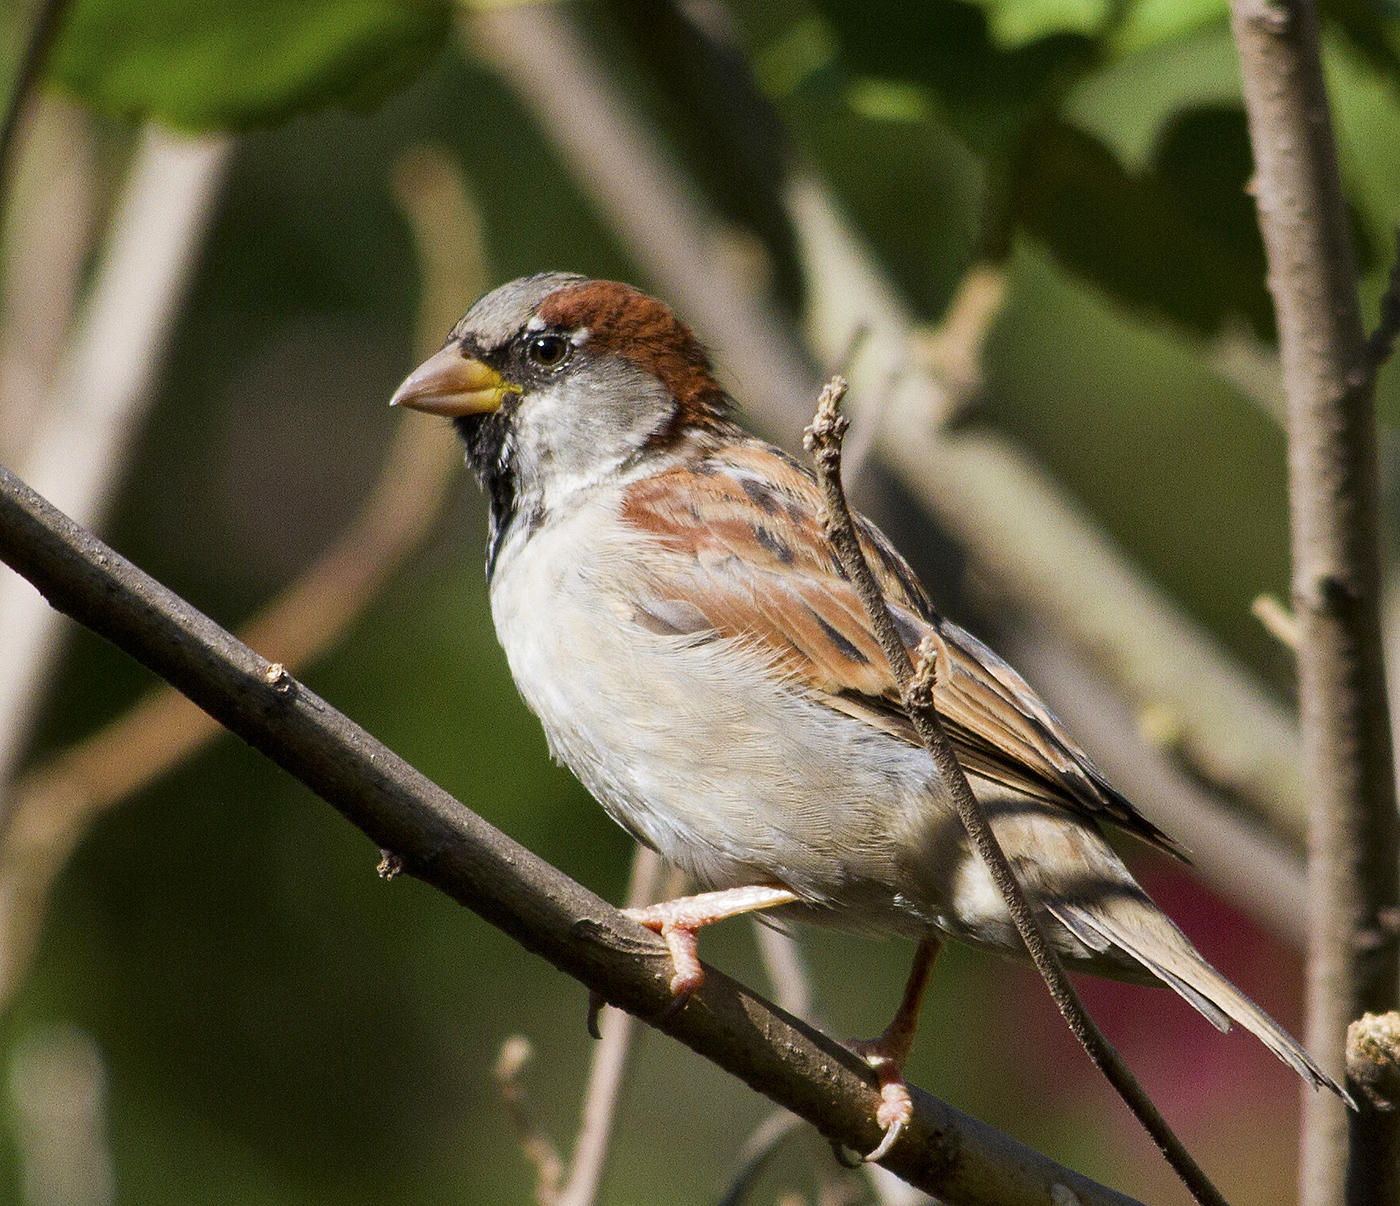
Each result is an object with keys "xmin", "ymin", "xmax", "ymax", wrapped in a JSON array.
[{"xmin": 538, "ymin": 280, "xmax": 728, "ymax": 424}]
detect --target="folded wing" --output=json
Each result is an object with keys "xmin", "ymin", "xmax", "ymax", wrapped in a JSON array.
[{"xmin": 619, "ymin": 439, "xmax": 1184, "ymax": 859}]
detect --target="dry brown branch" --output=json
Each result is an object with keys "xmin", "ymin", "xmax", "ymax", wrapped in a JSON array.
[
  {"xmin": 1230, "ymin": 5, "xmax": 1400, "ymax": 1205},
  {"xmin": 805, "ymin": 377, "xmax": 1226, "ymax": 1206},
  {"xmin": 0, "ymin": 464, "xmax": 1145, "ymax": 1206},
  {"xmin": 0, "ymin": 146, "xmax": 476, "ymax": 1006}
]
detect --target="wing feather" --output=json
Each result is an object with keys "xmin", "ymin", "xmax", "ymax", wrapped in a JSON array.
[{"xmin": 619, "ymin": 440, "xmax": 1185, "ymax": 858}]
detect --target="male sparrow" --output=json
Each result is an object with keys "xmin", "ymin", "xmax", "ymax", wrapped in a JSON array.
[{"xmin": 391, "ymin": 272, "xmax": 1343, "ymax": 1153}]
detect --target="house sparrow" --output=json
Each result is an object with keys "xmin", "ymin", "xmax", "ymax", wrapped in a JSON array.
[{"xmin": 391, "ymin": 272, "xmax": 1343, "ymax": 1154}]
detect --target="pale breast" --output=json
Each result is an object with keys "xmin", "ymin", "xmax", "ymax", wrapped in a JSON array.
[{"xmin": 486, "ymin": 497, "xmax": 943, "ymax": 930}]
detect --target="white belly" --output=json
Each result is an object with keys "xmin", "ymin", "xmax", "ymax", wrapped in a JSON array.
[
  {"xmin": 487, "ymin": 504, "xmax": 938, "ymax": 931},
  {"xmin": 485, "ymin": 501, "xmax": 1138, "ymax": 965}
]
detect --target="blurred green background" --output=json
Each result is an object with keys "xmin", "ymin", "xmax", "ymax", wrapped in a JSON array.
[{"xmin": 3, "ymin": 0, "xmax": 1399, "ymax": 1202}]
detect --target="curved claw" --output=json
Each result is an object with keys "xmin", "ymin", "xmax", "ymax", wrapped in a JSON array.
[
  {"xmin": 659, "ymin": 982, "xmax": 696, "ymax": 1020},
  {"xmin": 586, "ymin": 989, "xmax": 607, "ymax": 1039},
  {"xmin": 863, "ymin": 1115, "xmax": 905, "ymax": 1164},
  {"xmin": 845, "ymin": 1032, "xmax": 916, "ymax": 1163}
]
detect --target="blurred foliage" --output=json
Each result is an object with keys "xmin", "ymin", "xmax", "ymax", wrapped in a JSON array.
[
  {"xmin": 50, "ymin": 0, "xmax": 451, "ymax": 128},
  {"xmin": 2, "ymin": 0, "xmax": 1399, "ymax": 1203}
]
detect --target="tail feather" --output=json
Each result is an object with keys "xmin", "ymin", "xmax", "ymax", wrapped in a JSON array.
[{"xmin": 1047, "ymin": 897, "xmax": 1353, "ymax": 1106}]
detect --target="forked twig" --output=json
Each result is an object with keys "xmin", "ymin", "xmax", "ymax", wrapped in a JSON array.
[
  {"xmin": 804, "ymin": 376, "xmax": 1227, "ymax": 1206},
  {"xmin": 494, "ymin": 1037, "xmax": 565, "ymax": 1205}
]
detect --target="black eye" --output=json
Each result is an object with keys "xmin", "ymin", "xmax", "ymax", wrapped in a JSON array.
[{"xmin": 526, "ymin": 333, "xmax": 571, "ymax": 369}]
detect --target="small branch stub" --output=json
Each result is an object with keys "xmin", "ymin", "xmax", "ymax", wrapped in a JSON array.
[
  {"xmin": 803, "ymin": 375, "xmax": 850, "ymax": 476},
  {"xmin": 1347, "ymin": 1011, "xmax": 1400, "ymax": 1112},
  {"xmin": 1251, "ymin": 593, "xmax": 1300, "ymax": 651},
  {"xmin": 262, "ymin": 661, "xmax": 295, "ymax": 695},
  {"xmin": 906, "ymin": 634, "xmax": 942, "ymax": 719}
]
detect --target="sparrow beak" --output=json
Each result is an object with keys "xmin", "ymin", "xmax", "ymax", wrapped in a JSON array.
[{"xmin": 389, "ymin": 345, "xmax": 521, "ymax": 416}]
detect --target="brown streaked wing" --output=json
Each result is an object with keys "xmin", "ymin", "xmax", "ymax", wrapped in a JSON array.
[{"xmin": 619, "ymin": 442, "xmax": 1185, "ymax": 858}]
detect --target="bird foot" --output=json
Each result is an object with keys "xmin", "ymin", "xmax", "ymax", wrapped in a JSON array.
[
  {"xmin": 620, "ymin": 903, "xmax": 706, "ymax": 999},
  {"xmin": 846, "ymin": 1034, "xmax": 914, "ymax": 1162},
  {"xmin": 621, "ymin": 884, "xmax": 801, "ymax": 1000}
]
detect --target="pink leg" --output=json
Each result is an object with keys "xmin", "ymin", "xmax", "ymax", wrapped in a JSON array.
[
  {"xmin": 622, "ymin": 884, "xmax": 800, "ymax": 997},
  {"xmin": 847, "ymin": 936, "xmax": 943, "ymax": 1162}
]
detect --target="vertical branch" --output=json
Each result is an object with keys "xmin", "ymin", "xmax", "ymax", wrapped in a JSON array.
[
  {"xmin": 1228, "ymin": 4, "xmax": 1400, "ymax": 1204},
  {"xmin": 555, "ymin": 845, "xmax": 661, "ymax": 1206}
]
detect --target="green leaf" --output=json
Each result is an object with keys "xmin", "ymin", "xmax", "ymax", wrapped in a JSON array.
[
  {"xmin": 807, "ymin": 0, "xmax": 1097, "ymax": 158},
  {"xmin": 961, "ymin": 0, "xmax": 1111, "ymax": 46},
  {"xmin": 1019, "ymin": 109, "xmax": 1275, "ymax": 338},
  {"xmin": 1107, "ymin": 0, "xmax": 1227, "ymax": 58},
  {"xmin": 51, "ymin": 0, "xmax": 452, "ymax": 130}
]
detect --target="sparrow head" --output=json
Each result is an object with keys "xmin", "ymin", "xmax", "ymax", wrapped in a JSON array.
[{"xmin": 392, "ymin": 274, "xmax": 734, "ymax": 517}]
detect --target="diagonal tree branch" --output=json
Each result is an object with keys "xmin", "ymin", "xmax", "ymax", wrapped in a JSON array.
[
  {"xmin": 0, "ymin": 464, "xmax": 1143, "ymax": 1206},
  {"xmin": 0, "ymin": 143, "xmax": 472, "ymax": 1007},
  {"xmin": 1228, "ymin": 4, "xmax": 1400, "ymax": 1205}
]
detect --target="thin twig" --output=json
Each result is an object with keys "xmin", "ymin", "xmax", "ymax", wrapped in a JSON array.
[
  {"xmin": 0, "ymin": 0, "xmax": 73, "ymax": 235},
  {"xmin": 0, "ymin": 464, "xmax": 1145, "ymax": 1206},
  {"xmin": 804, "ymin": 376, "xmax": 1227, "ymax": 1206},
  {"xmin": 495, "ymin": 1037, "xmax": 565, "ymax": 1204},
  {"xmin": 555, "ymin": 845, "xmax": 661, "ymax": 1206},
  {"xmin": 1229, "ymin": 5, "xmax": 1400, "ymax": 1205}
]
